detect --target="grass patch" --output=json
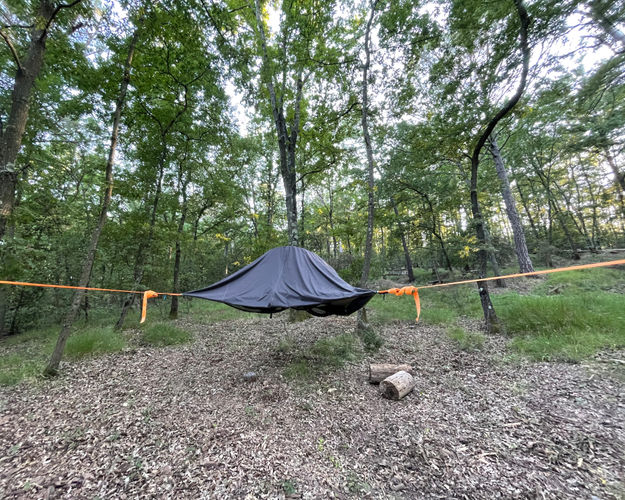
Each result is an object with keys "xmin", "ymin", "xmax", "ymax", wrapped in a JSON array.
[
  {"xmin": 0, "ymin": 323, "xmax": 127, "ymax": 385},
  {"xmin": 182, "ymin": 299, "xmax": 252, "ymax": 323},
  {"xmin": 368, "ymin": 285, "xmax": 481, "ymax": 326},
  {"xmin": 0, "ymin": 354, "xmax": 42, "ymax": 385},
  {"xmin": 446, "ymin": 326, "xmax": 485, "ymax": 351},
  {"xmin": 498, "ymin": 292, "xmax": 625, "ymax": 362},
  {"xmin": 283, "ymin": 333, "xmax": 360, "ymax": 380},
  {"xmin": 141, "ymin": 322, "xmax": 192, "ymax": 346},
  {"xmin": 65, "ymin": 327, "xmax": 126, "ymax": 358}
]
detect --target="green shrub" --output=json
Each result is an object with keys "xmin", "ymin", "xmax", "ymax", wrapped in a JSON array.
[
  {"xmin": 141, "ymin": 323, "xmax": 192, "ymax": 346},
  {"xmin": 65, "ymin": 327, "xmax": 126, "ymax": 358}
]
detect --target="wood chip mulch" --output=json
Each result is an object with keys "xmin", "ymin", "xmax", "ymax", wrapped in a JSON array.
[{"xmin": 1, "ymin": 316, "xmax": 623, "ymax": 499}]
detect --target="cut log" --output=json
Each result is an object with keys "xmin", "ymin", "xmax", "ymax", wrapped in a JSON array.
[
  {"xmin": 380, "ymin": 371, "xmax": 416, "ymax": 400},
  {"xmin": 369, "ymin": 363, "xmax": 414, "ymax": 383}
]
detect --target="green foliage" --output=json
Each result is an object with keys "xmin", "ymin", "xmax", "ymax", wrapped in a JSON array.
[{"xmin": 141, "ymin": 323, "xmax": 192, "ymax": 347}]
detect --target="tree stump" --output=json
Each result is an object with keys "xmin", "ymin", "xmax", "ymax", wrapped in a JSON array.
[
  {"xmin": 380, "ymin": 371, "xmax": 416, "ymax": 400},
  {"xmin": 369, "ymin": 363, "xmax": 414, "ymax": 384}
]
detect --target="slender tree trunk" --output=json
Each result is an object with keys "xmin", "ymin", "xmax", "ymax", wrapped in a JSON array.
[
  {"xmin": 170, "ymin": 174, "xmax": 189, "ymax": 319},
  {"xmin": 516, "ymin": 182, "xmax": 539, "ymax": 239},
  {"xmin": 45, "ymin": 24, "xmax": 141, "ymax": 375},
  {"xmin": 489, "ymin": 134, "xmax": 534, "ymax": 272},
  {"xmin": 357, "ymin": 0, "xmax": 378, "ymax": 333},
  {"xmin": 392, "ymin": 200, "xmax": 415, "ymax": 282},
  {"xmin": 605, "ymin": 148, "xmax": 625, "ymax": 222}
]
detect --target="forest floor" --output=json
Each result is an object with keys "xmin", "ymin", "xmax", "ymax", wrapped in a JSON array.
[{"xmin": 1, "ymin": 311, "xmax": 624, "ymax": 499}]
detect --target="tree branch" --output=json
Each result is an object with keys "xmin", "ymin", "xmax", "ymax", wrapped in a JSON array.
[
  {"xmin": 471, "ymin": 0, "xmax": 530, "ymax": 165},
  {"xmin": 40, "ymin": 0, "xmax": 83, "ymax": 41},
  {"xmin": 0, "ymin": 28, "xmax": 23, "ymax": 72}
]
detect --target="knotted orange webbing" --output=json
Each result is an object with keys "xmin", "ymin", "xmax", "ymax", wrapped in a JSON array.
[{"xmin": 378, "ymin": 286, "xmax": 421, "ymax": 322}]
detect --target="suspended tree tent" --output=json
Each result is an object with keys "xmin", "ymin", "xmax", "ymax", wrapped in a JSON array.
[{"xmin": 184, "ymin": 246, "xmax": 376, "ymax": 316}]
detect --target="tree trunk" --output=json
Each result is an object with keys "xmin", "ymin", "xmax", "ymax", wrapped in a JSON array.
[
  {"xmin": 0, "ymin": 0, "xmax": 61, "ymax": 242},
  {"xmin": 489, "ymin": 134, "xmax": 534, "ymax": 273},
  {"xmin": 254, "ymin": 0, "xmax": 300, "ymax": 247},
  {"xmin": 44, "ymin": 23, "xmax": 141, "ymax": 375},
  {"xmin": 516, "ymin": 181, "xmax": 539, "ymax": 239},
  {"xmin": 467, "ymin": 0, "xmax": 529, "ymax": 332},
  {"xmin": 170, "ymin": 173, "xmax": 189, "ymax": 319},
  {"xmin": 392, "ymin": 200, "xmax": 414, "ymax": 282},
  {"xmin": 605, "ymin": 148, "xmax": 625, "ymax": 222},
  {"xmin": 357, "ymin": 0, "xmax": 378, "ymax": 334}
]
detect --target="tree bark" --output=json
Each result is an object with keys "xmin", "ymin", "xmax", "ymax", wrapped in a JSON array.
[
  {"xmin": 468, "ymin": 0, "xmax": 530, "ymax": 333},
  {"xmin": 44, "ymin": 22, "xmax": 141, "ymax": 375},
  {"xmin": 0, "ymin": 0, "xmax": 67, "ymax": 242},
  {"xmin": 169, "ymin": 164, "xmax": 189, "ymax": 319},
  {"xmin": 489, "ymin": 134, "xmax": 534, "ymax": 273},
  {"xmin": 357, "ymin": 0, "xmax": 378, "ymax": 334},
  {"xmin": 115, "ymin": 148, "xmax": 166, "ymax": 330},
  {"xmin": 254, "ymin": 0, "xmax": 300, "ymax": 246}
]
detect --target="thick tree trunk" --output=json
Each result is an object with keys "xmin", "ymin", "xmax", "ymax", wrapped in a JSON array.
[
  {"xmin": 254, "ymin": 0, "xmax": 300, "ymax": 247},
  {"xmin": 357, "ymin": 0, "xmax": 378, "ymax": 334},
  {"xmin": 469, "ymin": 187, "xmax": 501, "ymax": 332},
  {"xmin": 392, "ymin": 201, "xmax": 415, "ymax": 282},
  {"xmin": 489, "ymin": 135, "xmax": 534, "ymax": 273},
  {"xmin": 0, "ymin": 1, "xmax": 59, "ymax": 242},
  {"xmin": 45, "ymin": 24, "xmax": 141, "ymax": 375}
]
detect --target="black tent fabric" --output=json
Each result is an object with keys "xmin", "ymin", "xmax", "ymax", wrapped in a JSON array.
[{"xmin": 183, "ymin": 246, "xmax": 376, "ymax": 316}]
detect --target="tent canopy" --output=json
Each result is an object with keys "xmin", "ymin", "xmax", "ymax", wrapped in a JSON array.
[{"xmin": 183, "ymin": 246, "xmax": 376, "ymax": 316}]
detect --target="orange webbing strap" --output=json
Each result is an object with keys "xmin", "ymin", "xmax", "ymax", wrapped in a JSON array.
[
  {"xmin": 378, "ymin": 258, "xmax": 625, "ymax": 322},
  {"xmin": 0, "ymin": 280, "xmax": 182, "ymax": 323},
  {"xmin": 378, "ymin": 286, "xmax": 421, "ymax": 322},
  {"xmin": 141, "ymin": 290, "xmax": 159, "ymax": 323}
]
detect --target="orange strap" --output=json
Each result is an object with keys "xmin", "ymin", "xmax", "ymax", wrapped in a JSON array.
[
  {"xmin": 378, "ymin": 286, "xmax": 421, "ymax": 322},
  {"xmin": 0, "ymin": 280, "xmax": 182, "ymax": 323},
  {"xmin": 141, "ymin": 290, "xmax": 159, "ymax": 323},
  {"xmin": 379, "ymin": 258, "xmax": 625, "ymax": 322}
]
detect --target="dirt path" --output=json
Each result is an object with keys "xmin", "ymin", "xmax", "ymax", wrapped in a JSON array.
[{"xmin": 1, "ymin": 316, "xmax": 624, "ymax": 499}]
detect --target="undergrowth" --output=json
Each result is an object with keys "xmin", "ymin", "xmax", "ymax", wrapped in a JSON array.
[
  {"xmin": 141, "ymin": 323, "xmax": 192, "ymax": 346},
  {"xmin": 282, "ymin": 333, "xmax": 360, "ymax": 380}
]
